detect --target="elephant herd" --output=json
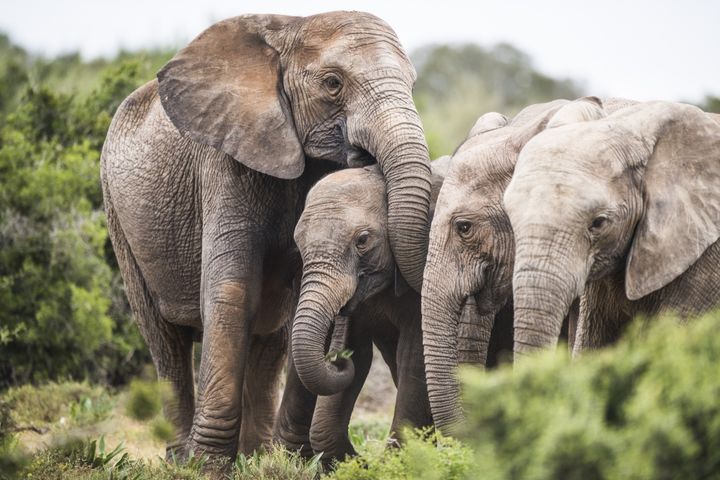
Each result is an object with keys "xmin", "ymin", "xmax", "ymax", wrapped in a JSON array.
[{"xmin": 100, "ymin": 11, "xmax": 720, "ymax": 468}]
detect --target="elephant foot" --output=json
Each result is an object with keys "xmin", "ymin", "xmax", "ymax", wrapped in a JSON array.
[
  {"xmin": 311, "ymin": 432, "xmax": 357, "ymax": 467},
  {"xmin": 165, "ymin": 443, "xmax": 188, "ymax": 464},
  {"xmin": 273, "ymin": 427, "xmax": 314, "ymax": 458}
]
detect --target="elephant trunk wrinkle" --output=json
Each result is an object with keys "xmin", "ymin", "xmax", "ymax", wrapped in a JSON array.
[
  {"xmin": 355, "ymin": 99, "xmax": 431, "ymax": 292},
  {"xmin": 421, "ymin": 267, "xmax": 464, "ymax": 431},
  {"xmin": 512, "ymin": 258, "xmax": 580, "ymax": 354},
  {"xmin": 292, "ymin": 268, "xmax": 357, "ymax": 396}
]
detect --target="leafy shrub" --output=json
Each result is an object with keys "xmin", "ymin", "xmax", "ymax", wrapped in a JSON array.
[
  {"xmin": 459, "ymin": 312, "xmax": 720, "ymax": 479},
  {"xmin": 234, "ymin": 447, "xmax": 323, "ymax": 480},
  {"xmin": 125, "ymin": 380, "xmax": 164, "ymax": 421},
  {"xmin": 329, "ymin": 428, "xmax": 472, "ymax": 480},
  {"xmin": 1, "ymin": 382, "xmax": 113, "ymax": 427},
  {"xmin": 0, "ymin": 52, "xmax": 152, "ymax": 388}
]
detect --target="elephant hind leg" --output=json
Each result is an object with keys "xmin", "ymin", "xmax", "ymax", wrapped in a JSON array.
[
  {"xmin": 103, "ymin": 186, "xmax": 195, "ymax": 460},
  {"xmin": 239, "ymin": 325, "xmax": 288, "ymax": 454}
]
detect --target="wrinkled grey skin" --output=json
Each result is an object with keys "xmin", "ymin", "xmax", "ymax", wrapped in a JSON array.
[
  {"xmin": 505, "ymin": 99, "xmax": 720, "ymax": 356},
  {"xmin": 101, "ymin": 12, "xmax": 431, "ymax": 462},
  {"xmin": 291, "ymin": 160, "xmax": 509, "ymax": 461},
  {"xmin": 421, "ymin": 98, "xmax": 636, "ymax": 429}
]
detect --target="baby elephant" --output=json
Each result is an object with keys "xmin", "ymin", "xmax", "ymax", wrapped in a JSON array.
[
  {"xmin": 289, "ymin": 164, "xmax": 434, "ymax": 460},
  {"xmin": 289, "ymin": 159, "xmax": 496, "ymax": 461}
]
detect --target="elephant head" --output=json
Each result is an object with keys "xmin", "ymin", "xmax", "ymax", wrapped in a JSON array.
[
  {"xmin": 157, "ymin": 11, "xmax": 431, "ymax": 290},
  {"xmin": 421, "ymin": 99, "xmax": 584, "ymax": 429},
  {"xmin": 292, "ymin": 162, "xmax": 449, "ymax": 395},
  {"xmin": 504, "ymin": 100, "xmax": 720, "ymax": 355}
]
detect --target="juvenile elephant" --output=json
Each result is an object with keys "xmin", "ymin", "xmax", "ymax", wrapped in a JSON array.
[
  {"xmin": 101, "ymin": 12, "xmax": 432, "ymax": 461},
  {"xmin": 421, "ymin": 97, "xmax": 637, "ymax": 429},
  {"xmin": 291, "ymin": 159, "xmax": 510, "ymax": 460},
  {"xmin": 504, "ymin": 100, "xmax": 720, "ymax": 355}
]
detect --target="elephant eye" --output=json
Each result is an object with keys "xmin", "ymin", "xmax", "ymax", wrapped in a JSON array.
[
  {"xmin": 590, "ymin": 215, "xmax": 608, "ymax": 231},
  {"xmin": 355, "ymin": 230, "xmax": 370, "ymax": 250},
  {"xmin": 323, "ymin": 74, "xmax": 343, "ymax": 95},
  {"xmin": 455, "ymin": 220, "xmax": 473, "ymax": 237}
]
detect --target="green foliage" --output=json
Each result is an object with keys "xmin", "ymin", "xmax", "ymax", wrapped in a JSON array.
[
  {"xmin": 459, "ymin": 312, "xmax": 720, "ymax": 479},
  {"xmin": 329, "ymin": 428, "xmax": 472, "ymax": 480},
  {"xmin": 234, "ymin": 447, "xmax": 323, "ymax": 480},
  {"xmin": 0, "ymin": 35, "xmax": 154, "ymax": 387},
  {"xmin": 150, "ymin": 417, "xmax": 175, "ymax": 443},
  {"xmin": 700, "ymin": 94, "xmax": 720, "ymax": 113},
  {"xmin": 326, "ymin": 349, "xmax": 354, "ymax": 363},
  {"xmin": 412, "ymin": 43, "xmax": 582, "ymax": 157},
  {"xmin": 125, "ymin": 380, "xmax": 163, "ymax": 422},
  {"xmin": 348, "ymin": 418, "xmax": 390, "ymax": 451},
  {"xmin": 1, "ymin": 382, "xmax": 113, "ymax": 428}
]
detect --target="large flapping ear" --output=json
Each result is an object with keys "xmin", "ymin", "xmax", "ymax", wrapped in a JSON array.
[
  {"xmin": 157, "ymin": 15, "xmax": 305, "ymax": 179},
  {"xmin": 624, "ymin": 102, "xmax": 720, "ymax": 300},
  {"xmin": 507, "ymin": 99, "xmax": 571, "ymax": 147},
  {"xmin": 546, "ymin": 96, "xmax": 606, "ymax": 129},
  {"xmin": 468, "ymin": 112, "xmax": 509, "ymax": 137}
]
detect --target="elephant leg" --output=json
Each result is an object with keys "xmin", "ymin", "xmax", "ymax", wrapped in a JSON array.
[
  {"xmin": 239, "ymin": 325, "xmax": 288, "ymax": 454},
  {"xmin": 273, "ymin": 350, "xmax": 317, "ymax": 457},
  {"xmin": 103, "ymin": 192, "xmax": 195, "ymax": 460},
  {"xmin": 310, "ymin": 336, "xmax": 373, "ymax": 463},
  {"xmin": 149, "ymin": 324, "xmax": 196, "ymax": 461},
  {"xmin": 387, "ymin": 325, "xmax": 432, "ymax": 443},
  {"xmin": 189, "ymin": 263, "xmax": 262, "ymax": 459}
]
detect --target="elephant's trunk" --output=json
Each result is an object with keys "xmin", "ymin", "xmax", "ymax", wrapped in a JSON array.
[
  {"xmin": 355, "ymin": 92, "xmax": 431, "ymax": 292},
  {"xmin": 292, "ymin": 263, "xmax": 357, "ymax": 396},
  {"xmin": 512, "ymin": 236, "xmax": 582, "ymax": 356},
  {"xmin": 421, "ymin": 253, "xmax": 464, "ymax": 431}
]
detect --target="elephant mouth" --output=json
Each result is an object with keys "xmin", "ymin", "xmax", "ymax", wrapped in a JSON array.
[
  {"xmin": 468, "ymin": 262, "xmax": 501, "ymax": 315},
  {"xmin": 346, "ymin": 145, "xmax": 376, "ymax": 167}
]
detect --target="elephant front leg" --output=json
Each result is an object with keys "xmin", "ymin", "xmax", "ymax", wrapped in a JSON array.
[
  {"xmin": 310, "ymin": 337, "xmax": 373, "ymax": 464},
  {"xmin": 389, "ymin": 326, "xmax": 432, "ymax": 441},
  {"xmin": 189, "ymin": 280, "xmax": 259, "ymax": 461},
  {"xmin": 239, "ymin": 326, "xmax": 288, "ymax": 453}
]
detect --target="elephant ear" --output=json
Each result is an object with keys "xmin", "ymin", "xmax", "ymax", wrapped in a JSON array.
[
  {"xmin": 157, "ymin": 15, "xmax": 305, "ymax": 179},
  {"xmin": 468, "ymin": 112, "xmax": 509, "ymax": 137},
  {"xmin": 509, "ymin": 99, "xmax": 586, "ymax": 147},
  {"xmin": 625, "ymin": 102, "xmax": 720, "ymax": 300},
  {"xmin": 546, "ymin": 96, "xmax": 605, "ymax": 129}
]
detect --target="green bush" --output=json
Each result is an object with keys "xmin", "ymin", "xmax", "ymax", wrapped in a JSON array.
[
  {"xmin": 328, "ymin": 428, "xmax": 472, "ymax": 480},
  {"xmin": 459, "ymin": 313, "xmax": 720, "ymax": 479},
  {"xmin": 0, "ymin": 44, "xmax": 152, "ymax": 387},
  {"xmin": 1, "ymin": 382, "xmax": 113, "ymax": 428}
]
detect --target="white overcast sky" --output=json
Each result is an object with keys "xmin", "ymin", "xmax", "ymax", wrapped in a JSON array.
[{"xmin": 2, "ymin": 0, "xmax": 718, "ymax": 102}]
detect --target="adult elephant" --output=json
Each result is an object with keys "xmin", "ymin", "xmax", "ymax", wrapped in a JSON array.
[
  {"xmin": 101, "ymin": 11, "xmax": 431, "ymax": 461},
  {"xmin": 421, "ymin": 97, "xmax": 634, "ymax": 429},
  {"xmin": 504, "ymin": 100, "xmax": 720, "ymax": 356}
]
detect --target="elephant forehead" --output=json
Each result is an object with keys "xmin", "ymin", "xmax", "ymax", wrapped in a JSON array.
[
  {"xmin": 306, "ymin": 168, "xmax": 386, "ymax": 203},
  {"xmin": 295, "ymin": 13, "xmax": 413, "ymax": 79},
  {"xmin": 518, "ymin": 123, "xmax": 631, "ymax": 176}
]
